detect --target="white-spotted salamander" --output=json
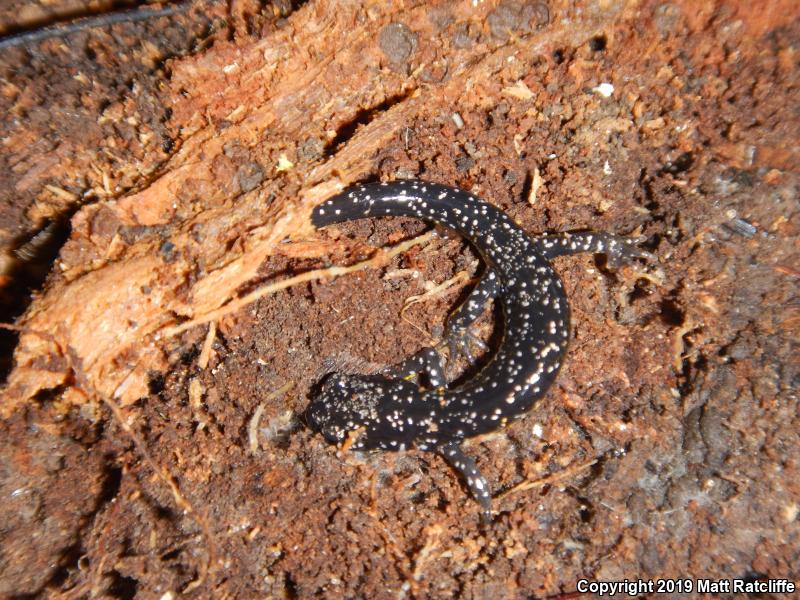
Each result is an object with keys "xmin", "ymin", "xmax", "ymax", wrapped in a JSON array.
[{"xmin": 307, "ymin": 180, "xmax": 653, "ymax": 520}]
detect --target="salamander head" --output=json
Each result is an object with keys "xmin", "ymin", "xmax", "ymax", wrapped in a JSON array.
[{"xmin": 307, "ymin": 372, "xmax": 422, "ymax": 450}]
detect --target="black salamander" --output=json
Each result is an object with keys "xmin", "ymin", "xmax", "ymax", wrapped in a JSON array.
[{"xmin": 307, "ymin": 180, "xmax": 653, "ymax": 520}]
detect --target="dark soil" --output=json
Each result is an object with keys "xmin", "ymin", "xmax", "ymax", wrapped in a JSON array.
[{"xmin": 0, "ymin": 0, "xmax": 797, "ymax": 598}]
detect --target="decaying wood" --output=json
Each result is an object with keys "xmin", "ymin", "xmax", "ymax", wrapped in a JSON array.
[{"xmin": 2, "ymin": 0, "xmax": 625, "ymax": 414}]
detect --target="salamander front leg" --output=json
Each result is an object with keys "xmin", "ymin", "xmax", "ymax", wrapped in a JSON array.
[
  {"xmin": 382, "ymin": 347, "xmax": 447, "ymax": 388},
  {"xmin": 535, "ymin": 232, "xmax": 655, "ymax": 269},
  {"xmin": 442, "ymin": 271, "xmax": 502, "ymax": 376},
  {"xmin": 440, "ymin": 442, "xmax": 492, "ymax": 522}
]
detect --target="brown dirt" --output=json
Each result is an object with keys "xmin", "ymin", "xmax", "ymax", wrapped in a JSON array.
[{"xmin": 0, "ymin": 0, "xmax": 798, "ymax": 598}]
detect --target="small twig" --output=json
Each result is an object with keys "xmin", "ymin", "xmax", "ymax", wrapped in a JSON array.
[
  {"xmin": 248, "ymin": 381, "xmax": 294, "ymax": 455},
  {"xmin": 398, "ymin": 269, "xmax": 474, "ymax": 343},
  {"xmin": 197, "ymin": 320, "xmax": 217, "ymax": 369},
  {"xmin": 248, "ymin": 403, "xmax": 267, "ymax": 455},
  {"xmin": 538, "ymin": 592, "xmax": 586, "ymax": 600},
  {"xmin": 0, "ymin": 1, "xmax": 191, "ymax": 51},
  {"xmin": 496, "ymin": 458, "xmax": 598, "ymax": 501},
  {"xmin": 399, "ymin": 270, "xmax": 473, "ymax": 318},
  {"xmin": 528, "ymin": 166, "xmax": 542, "ymax": 205},
  {"xmin": 411, "ymin": 524, "xmax": 444, "ymax": 582},
  {"xmin": 339, "ymin": 425, "xmax": 366, "ymax": 453},
  {"xmin": 162, "ymin": 230, "xmax": 437, "ymax": 338},
  {"xmin": 671, "ymin": 318, "xmax": 698, "ymax": 372}
]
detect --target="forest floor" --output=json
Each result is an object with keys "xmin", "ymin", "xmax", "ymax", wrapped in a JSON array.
[{"xmin": 0, "ymin": 0, "xmax": 797, "ymax": 598}]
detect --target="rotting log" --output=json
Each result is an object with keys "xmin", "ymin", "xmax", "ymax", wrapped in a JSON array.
[{"xmin": 2, "ymin": 0, "xmax": 628, "ymax": 414}]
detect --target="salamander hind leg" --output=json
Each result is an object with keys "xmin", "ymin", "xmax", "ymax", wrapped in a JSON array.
[
  {"xmin": 442, "ymin": 271, "xmax": 502, "ymax": 378},
  {"xmin": 440, "ymin": 442, "xmax": 492, "ymax": 522},
  {"xmin": 535, "ymin": 232, "xmax": 655, "ymax": 269}
]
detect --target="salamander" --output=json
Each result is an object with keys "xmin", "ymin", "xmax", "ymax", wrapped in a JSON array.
[{"xmin": 307, "ymin": 180, "xmax": 653, "ymax": 520}]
